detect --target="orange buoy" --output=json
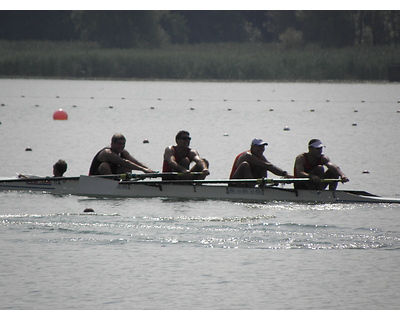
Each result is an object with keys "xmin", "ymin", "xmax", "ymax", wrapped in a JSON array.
[{"xmin": 53, "ymin": 109, "xmax": 68, "ymax": 120}]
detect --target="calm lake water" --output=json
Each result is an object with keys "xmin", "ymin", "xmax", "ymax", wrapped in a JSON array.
[{"xmin": 0, "ymin": 79, "xmax": 400, "ymax": 310}]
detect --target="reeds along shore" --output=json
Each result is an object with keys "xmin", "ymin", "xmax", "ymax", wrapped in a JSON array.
[{"xmin": 0, "ymin": 40, "xmax": 399, "ymax": 81}]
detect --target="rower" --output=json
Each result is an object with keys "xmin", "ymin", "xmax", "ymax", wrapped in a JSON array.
[
  {"xmin": 53, "ymin": 159, "xmax": 67, "ymax": 177},
  {"xmin": 293, "ymin": 139, "xmax": 349, "ymax": 190},
  {"xmin": 89, "ymin": 133, "xmax": 155, "ymax": 175},
  {"xmin": 18, "ymin": 159, "xmax": 68, "ymax": 178},
  {"xmin": 229, "ymin": 138, "xmax": 292, "ymax": 187},
  {"xmin": 162, "ymin": 130, "xmax": 209, "ymax": 180}
]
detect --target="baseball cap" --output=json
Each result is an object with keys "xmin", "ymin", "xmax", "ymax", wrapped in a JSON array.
[{"xmin": 251, "ymin": 138, "xmax": 268, "ymax": 146}]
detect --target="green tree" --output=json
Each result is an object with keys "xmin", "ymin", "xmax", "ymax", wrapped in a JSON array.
[
  {"xmin": 174, "ymin": 11, "xmax": 262, "ymax": 43},
  {"xmin": 265, "ymin": 11, "xmax": 300, "ymax": 42},
  {"xmin": 160, "ymin": 12, "xmax": 189, "ymax": 44},
  {"xmin": 71, "ymin": 11, "xmax": 168, "ymax": 48},
  {"xmin": 0, "ymin": 10, "xmax": 77, "ymax": 40},
  {"xmin": 296, "ymin": 11, "xmax": 355, "ymax": 47}
]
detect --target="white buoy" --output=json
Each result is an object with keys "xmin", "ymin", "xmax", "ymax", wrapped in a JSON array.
[{"xmin": 283, "ymin": 126, "xmax": 290, "ymax": 131}]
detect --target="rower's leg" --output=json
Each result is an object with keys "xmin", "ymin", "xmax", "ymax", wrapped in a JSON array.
[
  {"xmin": 306, "ymin": 166, "xmax": 325, "ymax": 190},
  {"xmin": 230, "ymin": 162, "xmax": 255, "ymax": 187},
  {"xmin": 324, "ymin": 169, "xmax": 339, "ymax": 190},
  {"xmin": 97, "ymin": 162, "xmax": 112, "ymax": 175}
]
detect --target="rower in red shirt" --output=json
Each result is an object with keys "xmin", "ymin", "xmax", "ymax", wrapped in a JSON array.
[
  {"xmin": 229, "ymin": 138, "xmax": 292, "ymax": 187},
  {"xmin": 293, "ymin": 139, "xmax": 349, "ymax": 190}
]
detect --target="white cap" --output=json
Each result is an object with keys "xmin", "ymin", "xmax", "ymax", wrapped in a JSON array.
[
  {"xmin": 251, "ymin": 138, "xmax": 268, "ymax": 146},
  {"xmin": 308, "ymin": 139, "xmax": 325, "ymax": 148}
]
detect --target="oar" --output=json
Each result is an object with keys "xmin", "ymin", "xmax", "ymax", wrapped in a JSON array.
[
  {"xmin": 0, "ymin": 172, "xmax": 204, "ymax": 183},
  {"xmin": 118, "ymin": 178, "xmax": 342, "ymax": 185},
  {"xmin": 94, "ymin": 172, "xmax": 205, "ymax": 180}
]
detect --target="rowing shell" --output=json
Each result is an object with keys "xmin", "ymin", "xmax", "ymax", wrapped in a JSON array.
[
  {"xmin": 0, "ymin": 176, "xmax": 79, "ymax": 195},
  {"xmin": 1, "ymin": 175, "xmax": 399, "ymax": 204}
]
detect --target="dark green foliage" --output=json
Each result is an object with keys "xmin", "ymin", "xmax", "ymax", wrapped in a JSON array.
[{"xmin": 1, "ymin": 41, "xmax": 398, "ymax": 81}]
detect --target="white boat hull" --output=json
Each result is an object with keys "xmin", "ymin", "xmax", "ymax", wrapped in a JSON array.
[
  {"xmin": 1, "ymin": 175, "xmax": 398, "ymax": 203},
  {"xmin": 0, "ymin": 177, "xmax": 79, "ymax": 195},
  {"xmin": 77, "ymin": 175, "xmax": 400, "ymax": 203}
]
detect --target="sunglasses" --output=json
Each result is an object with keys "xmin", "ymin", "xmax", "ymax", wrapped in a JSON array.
[{"xmin": 179, "ymin": 137, "xmax": 191, "ymax": 141}]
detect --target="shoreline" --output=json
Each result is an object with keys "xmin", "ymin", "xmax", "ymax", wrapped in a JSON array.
[{"xmin": 0, "ymin": 76, "xmax": 394, "ymax": 84}]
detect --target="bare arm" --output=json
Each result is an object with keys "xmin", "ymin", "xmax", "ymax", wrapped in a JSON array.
[
  {"xmin": 243, "ymin": 153, "xmax": 288, "ymax": 176},
  {"xmin": 163, "ymin": 146, "xmax": 190, "ymax": 173},
  {"xmin": 325, "ymin": 161, "xmax": 350, "ymax": 182},
  {"xmin": 98, "ymin": 149, "xmax": 154, "ymax": 173},
  {"xmin": 295, "ymin": 154, "xmax": 349, "ymax": 183},
  {"xmin": 190, "ymin": 150, "xmax": 209, "ymax": 175},
  {"xmin": 294, "ymin": 154, "xmax": 309, "ymax": 177}
]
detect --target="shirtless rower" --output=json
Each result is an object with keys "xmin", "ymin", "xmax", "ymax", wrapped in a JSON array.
[
  {"xmin": 162, "ymin": 130, "xmax": 209, "ymax": 180},
  {"xmin": 89, "ymin": 133, "xmax": 155, "ymax": 175},
  {"xmin": 293, "ymin": 139, "xmax": 349, "ymax": 190}
]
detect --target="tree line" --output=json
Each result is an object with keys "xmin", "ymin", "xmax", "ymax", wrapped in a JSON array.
[{"xmin": 1, "ymin": 10, "xmax": 399, "ymax": 48}]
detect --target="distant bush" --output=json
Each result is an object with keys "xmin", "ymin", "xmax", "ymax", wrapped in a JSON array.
[
  {"xmin": 0, "ymin": 40, "xmax": 399, "ymax": 81},
  {"xmin": 279, "ymin": 27, "xmax": 304, "ymax": 49}
]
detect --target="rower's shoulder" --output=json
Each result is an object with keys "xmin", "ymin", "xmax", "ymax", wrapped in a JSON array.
[
  {"xmin": 164, "ymin": 145, "xmax": 175, "ymax": 152},
  {"xmin": 295, "ymin": 152, "xmax": 307, "ymax": 161},
  {"xmin": 236, "ymin": 150, "xmax": 250, "ymax": 159},
  {"xmin": 320, "ymin": 154, "xmax": 331, "ymax": 163},
  {"xmin": 98, "ymin": 146, "xmax": 112, "ymax": 154}
]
